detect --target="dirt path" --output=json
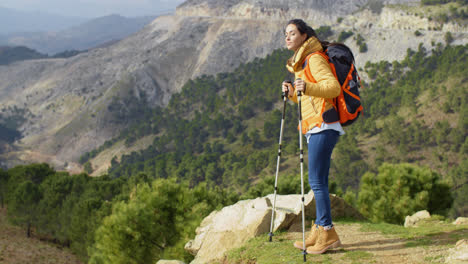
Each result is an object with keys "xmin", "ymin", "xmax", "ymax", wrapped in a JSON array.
[
  {"xmin": 287, "ymin": 223, "xmax": 464, "ymax": 264},
  {"xmin": 0, "ymin": 208, "xmax": 83, "ymax": 264}
]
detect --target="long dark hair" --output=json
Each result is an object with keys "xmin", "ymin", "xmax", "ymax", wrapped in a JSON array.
[{"xmin": 287, "ymin": 19, "xmax": 340, "ymax": 51}]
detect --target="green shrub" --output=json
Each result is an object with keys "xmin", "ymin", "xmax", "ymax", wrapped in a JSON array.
[
  {"xmin": 83, "ymin": 162, "xmax": 93, "ymax": 174},
  {"xmin": 359, "ymin": 43, "xmax": 368, "ymax": 53},
  {"xmin": 315, "ymin": 26, "xmax": 333, "ymax": 40},
  {"xmin": 88, "ymin": 179, "xmax": 237, "ymax": 263},
  {"xmin": 357, "ymin": 163, "xmax": 453, "ymax": 224},
  {"xmin": 421, "ymin": 0, "xmax": 457, "ymax": 5},
  {"xmin": 445, "ymin": 32, "xmax": 454, "ymax": 45},
  {"xmin": 355, "ymin": 34, "xmax": 368, "ymax": 53},
  {"xmin": 338, "ymin": 31, "xmax": 354, "ymax": 42},
  {"xmin": 343, "ymin": 189, "xmax": 357, "ymax": 208}
]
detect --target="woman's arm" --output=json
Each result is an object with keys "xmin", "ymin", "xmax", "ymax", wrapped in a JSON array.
[{"xmin": 303, "ymin": 54, "xmax": 341, "ymax": 99}]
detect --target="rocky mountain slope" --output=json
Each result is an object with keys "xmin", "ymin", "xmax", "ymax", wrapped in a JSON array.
[{"xmin": 0, "ymin": 0, "xmax": 466, "ymax": 172}]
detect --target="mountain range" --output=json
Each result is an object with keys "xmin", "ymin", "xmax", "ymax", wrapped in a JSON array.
[
  {"xmin": 0, "ymin": 14, "xmax": 158, "ymax": 54},
  {"xmin": 0, "ymin": 0, "xmax": 467, "ymax": 172},
  {"xmin": 0, "ymin": 6, "xmax": 86, "ymax": 34}
]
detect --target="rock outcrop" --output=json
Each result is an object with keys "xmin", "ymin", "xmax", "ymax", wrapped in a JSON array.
[
  {"xmin": 185, "ymin": 191, "xmax": 364, "ymax": 264},
  {"xmin": 445, "ymin": 239, "xmax": 468, "ymax": 264},
  {"xmin": 453, "ymin": 217, "xmax": 468, "ymax": 225},
  {"xmin": 404, "ymin": 210, "xmax": 431, "ymax": 227},
  {"xmin": 155, "ymin": 260, "xmax": 186, "ymax": 264}
]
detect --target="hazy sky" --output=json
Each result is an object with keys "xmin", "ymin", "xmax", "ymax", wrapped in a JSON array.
[{"xmin": 0, "ymin": 0, "xmax": 186, "ymax": 18}]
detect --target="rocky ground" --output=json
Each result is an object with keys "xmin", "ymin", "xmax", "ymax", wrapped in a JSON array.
[
  {"xmin": 286, "ymin": 224, "xmax": 454, "ymax": 264},
  {"xmin": 224, "ymin": 219, "xmax": 468, "ymax": 264}
]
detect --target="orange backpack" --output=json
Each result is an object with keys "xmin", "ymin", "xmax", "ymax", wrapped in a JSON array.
[{"xmin": 303, "ymin": 44, "xmax": 363, "ymax": 126}]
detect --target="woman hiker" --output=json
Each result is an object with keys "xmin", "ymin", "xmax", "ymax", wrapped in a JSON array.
[{"xmin": 282, "ymin": 18, "xmax": 344, "ymax": 254}]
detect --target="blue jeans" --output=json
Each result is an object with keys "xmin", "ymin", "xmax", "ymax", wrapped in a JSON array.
[{"xmin": 307, "ymin": 129, "xmax": 339, "ymax": 227}]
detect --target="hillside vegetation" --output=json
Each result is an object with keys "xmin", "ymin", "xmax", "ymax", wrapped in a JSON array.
[
  {"xmin": 83, "ymin": 42, "xmax": 467, "ymax": 216},
  {"xmin": 1, "ymin": 42, "xmax": 466, "ymax": 263},
  {"xmin": 0, "ymin": 46, "xmax": 46, "ymax": 65},
  {"xmin": 0, "ymin": 46, "xmax": 83, "ymax": 65}
]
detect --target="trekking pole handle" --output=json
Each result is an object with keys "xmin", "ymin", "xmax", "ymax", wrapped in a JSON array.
[
  {"xmin": 282, "ymin": 80, "xmax": 292, "ymax": 100},
  {"xmin": 296, "ymin": 78, "xmax": 302, "ymax": 97}
]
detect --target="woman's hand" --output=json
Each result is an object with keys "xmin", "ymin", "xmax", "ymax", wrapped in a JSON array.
[
  {"xmin": 294, "ymin": 78, "xmax": 305, "ymax": 94},
  {"xmin": 282, "ymin": 81, "xmax": 293, "ymax": 97}
]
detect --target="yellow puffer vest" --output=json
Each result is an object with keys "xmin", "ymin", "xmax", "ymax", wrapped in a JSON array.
[{"xmin": 286, "ymin": 37, "xmax": 341, "ymax": 134}]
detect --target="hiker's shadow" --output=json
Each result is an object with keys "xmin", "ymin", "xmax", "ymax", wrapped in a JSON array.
[
  {"xmin": 341, "ymin": 238, "xmax": 407, "ymax": 252},
  {"xmin": 342, "ymin": 228, "xmax": 468, "ymax": 252}
]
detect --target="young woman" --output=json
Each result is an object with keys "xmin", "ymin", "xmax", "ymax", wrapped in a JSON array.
[{"xmin": 282, "ymin": 19, "xmax": 344, "ymax": 254}]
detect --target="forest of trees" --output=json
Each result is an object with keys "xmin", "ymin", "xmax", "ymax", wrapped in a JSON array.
[
  {"xmin": 81, "ymin": 43, "xmax": 466, "ymax": 214},
  {"xmin": 421, "ymin": 0, "xmax": 465, "ymax": 5},
  {"xmin": 2, "ymin": 42, "xmax": 466, "ymax": 262},
  {"xmin": 0, "ymin": 46, "xmax": 83, "ymax": 65},
  {"xmin": 0, "ymin": 46, "xmax": 46, "ymax": 65},
  {"xmin": 0, "ymin": 164, "xmax": 238, "ymax": 262}
]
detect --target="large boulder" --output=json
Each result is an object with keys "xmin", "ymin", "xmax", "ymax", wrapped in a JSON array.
[
  {"xmin": 445, "ymin": 239, "xmax": 468, "ymax": 264},
  {"xmin": 185, "ymin": 191, "xmax": 364, "ymax": 264},
  {"xmin": 184, "ymin": 197, "xmax": 273, "ymax": 263},
  {"xmin": 404, "ymin": 210, "xmax": 431, "ymax": 227},
  {"xmin": 453, "ymin": 217, "xmax": 468, "ymax": 225},
  {"xmin": 156, "ymin": 260, "xmax": 185, "ymax": 264}
]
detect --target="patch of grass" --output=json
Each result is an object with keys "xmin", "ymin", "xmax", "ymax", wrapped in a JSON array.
[
  {"xmin": 449, "ymin": 232, "xmax": 466, "ymax": 241},
  {"xmin": 224, "ymin": 220, "xmax": 466, "ymax": 264},
  {"xmin": 225, "ymin": 231, "xmax": 346, "ymax": 264},
  {"xmin": 360, "ymin": 218, "xmax": 468, "ymax": 247},
  {"xmin": 360, "ymin": 222, "xmax": 408, "ymax": 236},
  {"xmin": 405, "ymin": 238, "xmax": 432, "ymax": 248},
  {"xmin": 361, "ymin": 218, "xmax": 463, "ymax": 237},
  {"xmin": 318, "ymin": 254, "xmax": 333, "ymax": 264},
  {"xmin": 333, "ymin": 218, "xmax": 366, "ymax": 225},
  {"xmin": 424, "ymin": 254, "xmax": 444, "ymax": 263},
  {"xmin": 225, "ymin": 231, "xmax": 378, "ymax": 264},
  {"xmin": 342, "ymin": 250, "xmax": 374, "ymax": 263},
  {"xmin": 226, "ymin": 232, "xmax": 303, "ymax": 264}
]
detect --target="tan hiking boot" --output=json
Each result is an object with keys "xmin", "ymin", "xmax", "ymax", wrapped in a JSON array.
[
  {"xmin": 293, "ymin": 223, "xmax": 318, "ymax": 250},
  {"xmin": 306, "ymin": 225, "xmax": 341, "ymax": 254}
]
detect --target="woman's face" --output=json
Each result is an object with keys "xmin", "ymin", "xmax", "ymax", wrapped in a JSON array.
[{"xmin": 285, "ymin": 24, "xmax": 307, "ymax": 51}]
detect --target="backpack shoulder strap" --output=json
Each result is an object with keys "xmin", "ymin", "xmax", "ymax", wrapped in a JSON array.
[
  {"xmin": 302, "ymin": 52, "xmax": 325, "ymax": 83},
  {"xmin": 303, "ymin": 51, "xmax": 338, "ymax": 85},
  {"xmin": 302, "ymin": 51, "xmax": 337, "ymax": 108}
]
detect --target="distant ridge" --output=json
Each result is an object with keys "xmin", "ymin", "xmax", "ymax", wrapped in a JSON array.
[
  {"xmin": 0, "ymin": 14, "xmax": 158, "ymax": 54},
  {"xmin": 0, "ymin": 6, "xmax": 86, "ymax": 33}
]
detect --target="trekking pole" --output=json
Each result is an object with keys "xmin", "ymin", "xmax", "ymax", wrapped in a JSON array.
[
  {"xmin": 296, "ymin": 78, "xmax": 307, "ymax": 262},
  {"xmin": 268, "ymin": 81, "xmax": 291, "ymax": 242}
]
